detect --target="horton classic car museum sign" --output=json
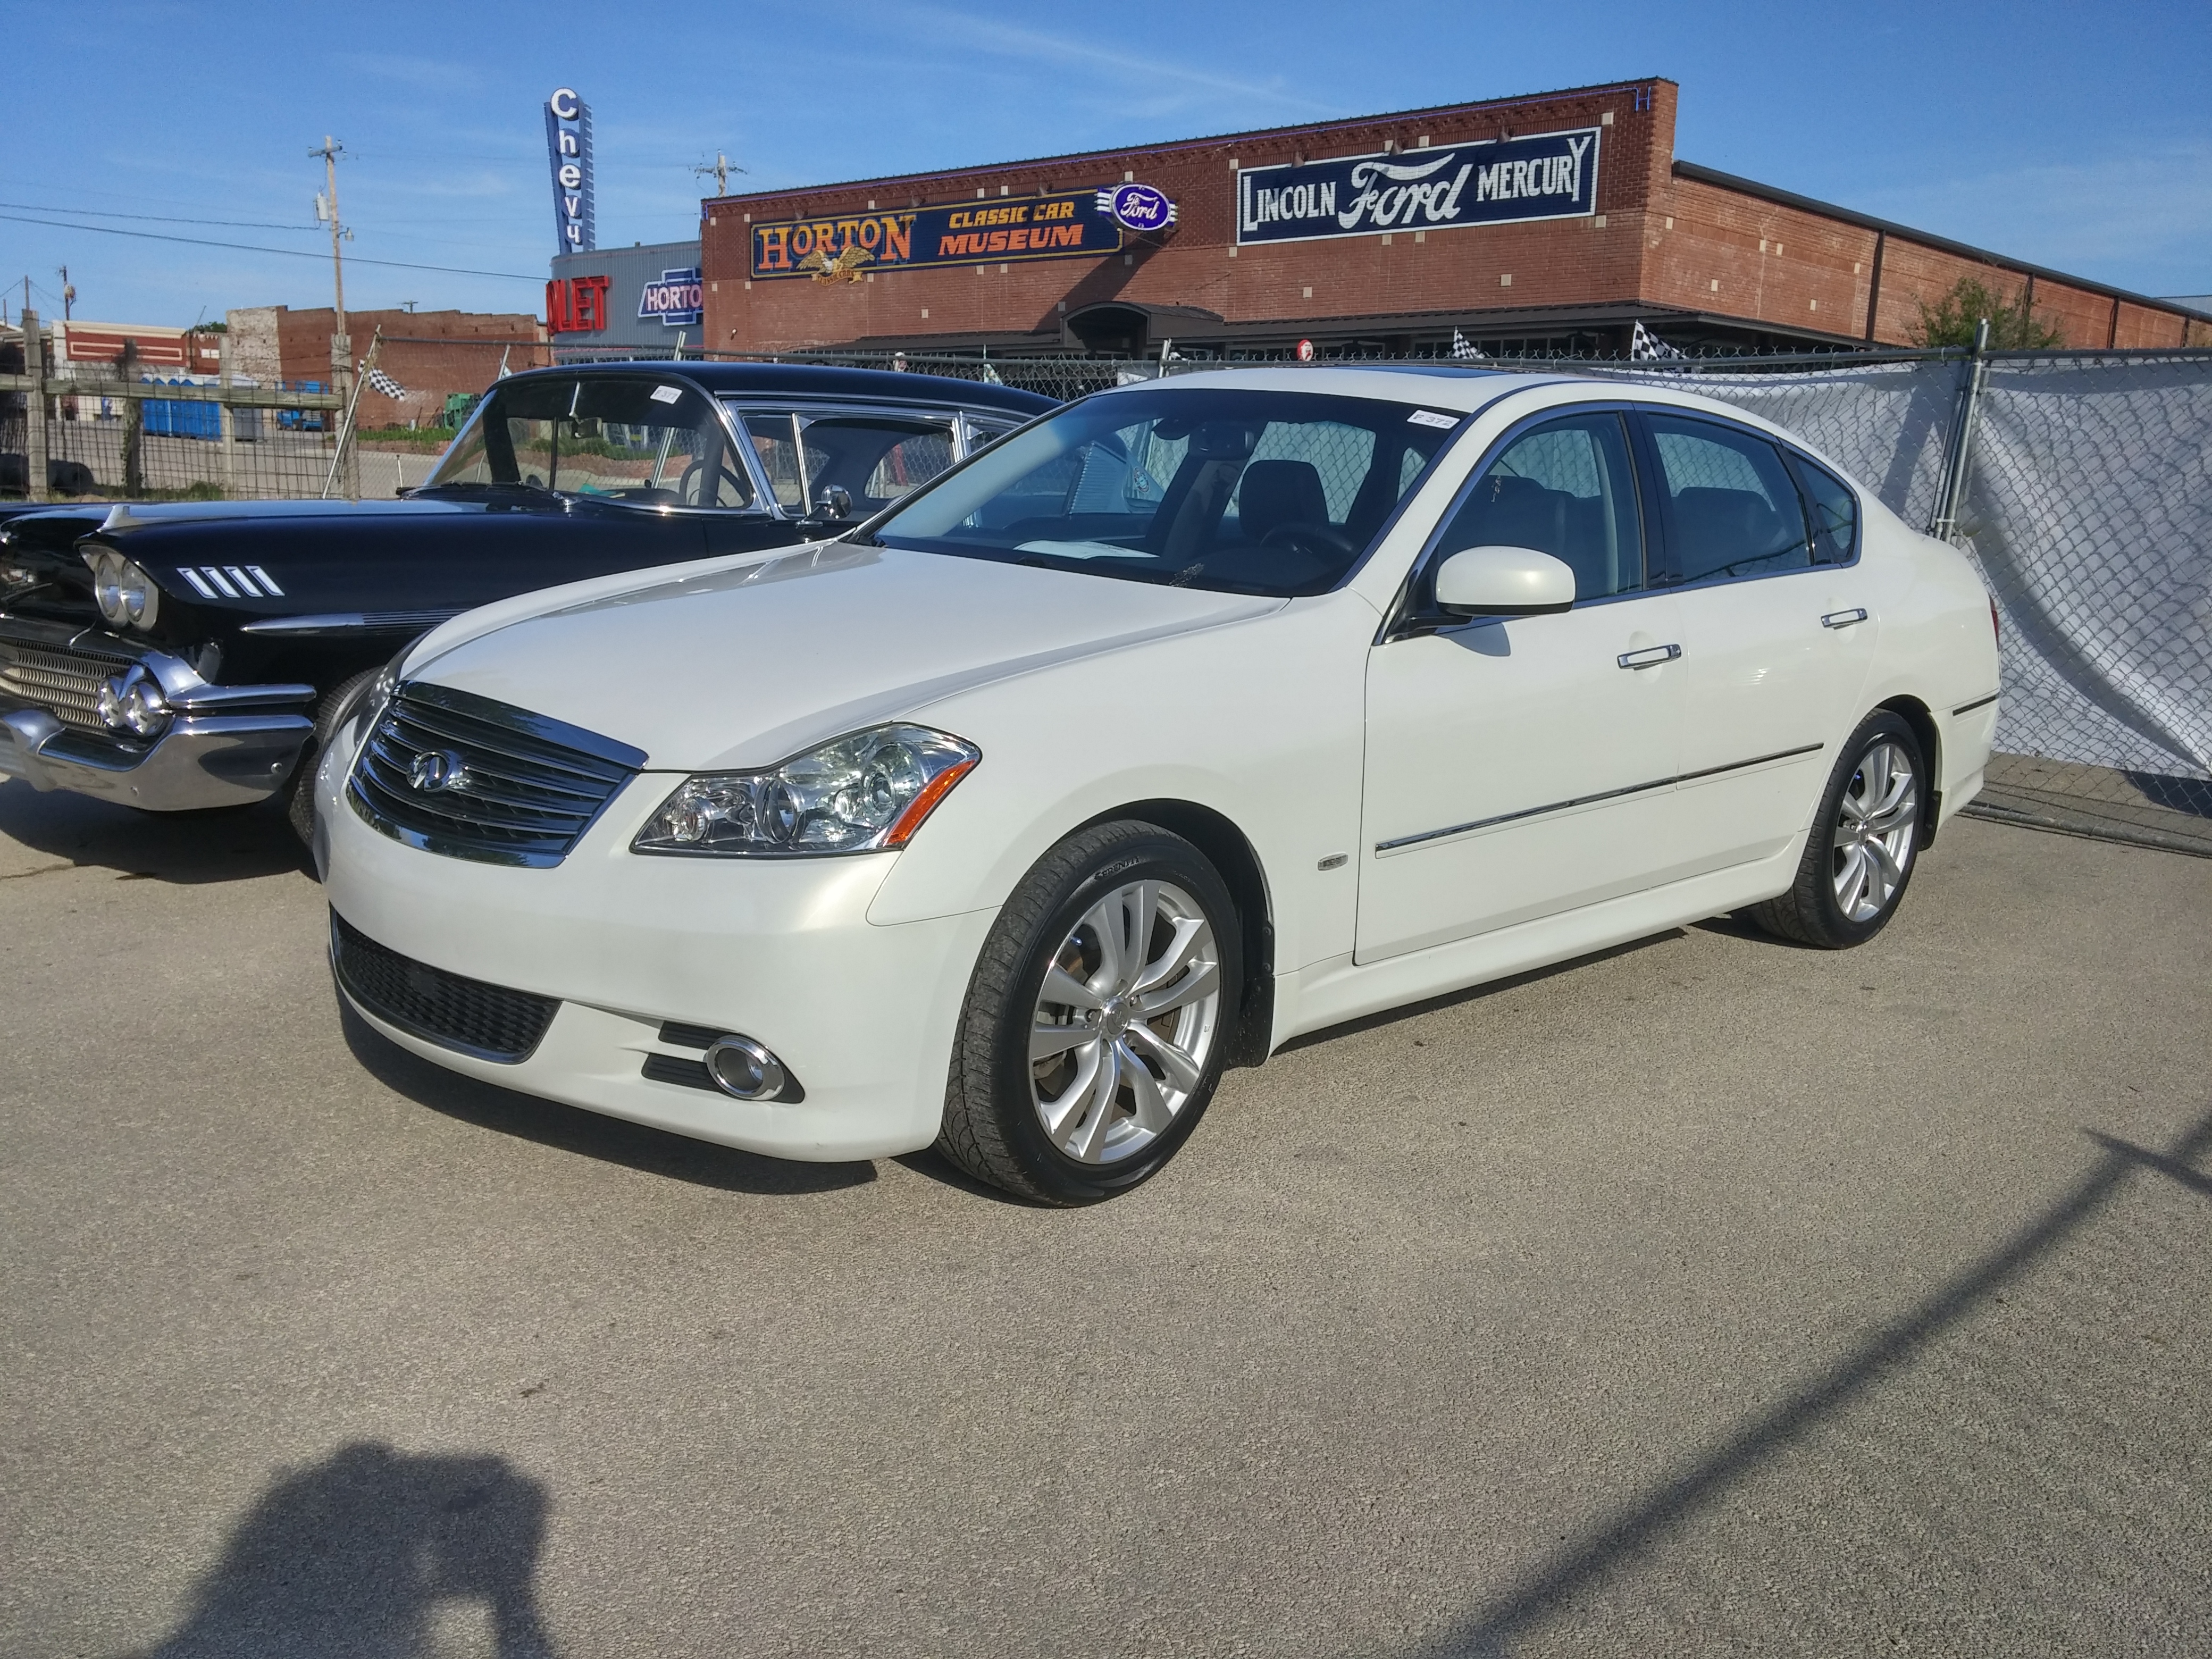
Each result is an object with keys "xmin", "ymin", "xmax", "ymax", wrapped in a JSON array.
[
  {"xmin": 751, "ymin": 188, "xmax": 1144, "ymax": 279},
  {"xmin": 1236, "ymin": 127, "xmax": 1599, "ymax": 245}
]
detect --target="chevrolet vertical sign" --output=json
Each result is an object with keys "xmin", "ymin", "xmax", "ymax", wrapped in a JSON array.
[
  {"xmin": 1236, "ymin": 128, "xmax": 1599, "ymax": 245},
  {"xmin": 544, "ymin": 88, "xmax": 597, "ymax": 255}
]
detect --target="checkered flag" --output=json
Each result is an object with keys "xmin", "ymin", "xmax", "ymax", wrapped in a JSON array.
[
  {"xmin": 1631, "ymin": 321, "xmax": 1685, "ymax": 361},
  {"xmin": 1451, "ymin": 329, "xmax": 1487, "ymax": 362},
  {"xmin": 363, "ymin": 366, "xmax": 408, "ymax": 399}
]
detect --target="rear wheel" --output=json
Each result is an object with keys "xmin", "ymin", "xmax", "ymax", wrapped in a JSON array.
[
  {"xmin": 937, "ymin": 821, "xmax": 1240, "ymax": 1204},
  {"xmin": 1749, "ymin": 710, "xmax": 1925, "ymax": 949}
]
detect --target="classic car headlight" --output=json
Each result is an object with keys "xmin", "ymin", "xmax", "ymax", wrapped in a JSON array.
[
  {"xmin": 633, "ymin": 725, "xmax": 979, "ymax": 857},
  {"xmin": 85, "ymin": 549, "xmax": 160, "ymax": 631}
]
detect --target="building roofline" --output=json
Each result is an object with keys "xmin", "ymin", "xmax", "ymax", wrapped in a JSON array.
[
  {"xmin": 1673, "ymin": 160, "xmax": 2194, "ymax": 319},
  {"xmin": 706, "ymin": 79, "xmax": 1671, "ymax": 208}
]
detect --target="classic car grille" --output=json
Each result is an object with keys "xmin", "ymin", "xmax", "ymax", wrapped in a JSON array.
[
  {"xmin": 330, "ymin": 911, "xmax": 558, "ymax": 1063},
  {"xmin": 0, "ymin": 641, "xmax": 132, "ymax": 734},
  {"xmin": 347, "ymin": 682, "xmax": 646, "ymax": 867}
]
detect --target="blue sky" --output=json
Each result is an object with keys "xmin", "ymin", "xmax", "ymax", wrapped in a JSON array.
[{"xmin": 5, "ymin": 0, "xmax": 2207, "ymax": 328}]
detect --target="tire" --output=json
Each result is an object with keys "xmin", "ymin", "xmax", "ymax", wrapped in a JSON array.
[
  {"xmin": 286, "ymin": 668, "xmax": 385, "ymax": 845},
  {"xmin": 937, "ymin": 820, "xmax": 1242, "ymax": 1205},
  {"xmin": 1749, "ymin": 710, "xmax": 1926, "ymax": 949}
]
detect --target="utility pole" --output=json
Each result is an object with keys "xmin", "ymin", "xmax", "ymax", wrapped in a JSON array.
[
  {"xmin": 56, "ymin": 266, "xmax": 74, "ymax": 322},
  {"xmin": 692, "ymin": 152, "xmax": 745, "ymax": 196},
  {"xmin": 312, "ymin": 136, "xmax": 348, "ymax": 336},
  {"xmin": 311, "ymin": 135, "xmax": 357, "ymax": 497}
]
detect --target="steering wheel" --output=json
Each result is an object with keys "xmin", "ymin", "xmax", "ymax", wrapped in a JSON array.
[
  {"xmin": 1262, "ymin": 522, "xmax": 1358, "ymax": 559},
  {"xmin": 677, "ymin": 456, "xmax": 752, "ymax": 506}
]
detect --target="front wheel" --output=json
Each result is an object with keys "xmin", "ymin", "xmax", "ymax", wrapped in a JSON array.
[
  {"xmin": 937, "ymin": 821, "xmax": 1241, "ymax": 1204},
  {"xmin": 286, "ymin": 667, "xmax": 386, "ymax": 845},
  {"xmin": 1748, "ymin": 710, "xmax": 1925, "ymax": 949}
]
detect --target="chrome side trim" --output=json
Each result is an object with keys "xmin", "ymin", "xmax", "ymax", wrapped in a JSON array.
[
  {"xmin": 1375, "ymin": 742, "xmax": 1824, "ymax": 853},
  {"xmin": 242, "ymin": 609, "xmax": 462, "ymax": 636},
  {"xmin": 1951, "ymin": 692, "xmax": 1999, "ymax": 716}
]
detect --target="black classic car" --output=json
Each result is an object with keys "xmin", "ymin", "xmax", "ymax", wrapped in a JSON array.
[{"xmin": 0, "ymin": 362, "xmax": 1053, "ymax": 836}]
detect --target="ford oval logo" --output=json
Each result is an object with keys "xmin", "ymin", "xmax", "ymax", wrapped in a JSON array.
[
  {"xmin": 1103, "ymin": 182, "xmax": 1176, "ymax": 233},
  {"xmin": 408, "ymin": 749, "xmax": 466, "ymax": 792}
]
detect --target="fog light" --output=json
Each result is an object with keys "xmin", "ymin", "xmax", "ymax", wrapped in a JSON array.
[{"xmin": 702, "ymin": 1035, "xmax": 786, "ymax": 1101}]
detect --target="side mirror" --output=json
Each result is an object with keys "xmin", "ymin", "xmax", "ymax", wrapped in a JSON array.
[
  {"xmin": 807, "ymin": 484, "xmax": 854, "ymax": 521},
  {"xmin": 1432, "ymin": 545, "xmax": 1576, "ymax": 617}
]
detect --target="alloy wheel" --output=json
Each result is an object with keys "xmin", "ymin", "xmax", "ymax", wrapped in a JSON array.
[
  {"xmin": 1027, "ymin": 878, "xmax": 1224, "ymax": 1165},
  {"xmin": 1832, "ymin": 738, "xmax": 1918, "ymax": 922}
]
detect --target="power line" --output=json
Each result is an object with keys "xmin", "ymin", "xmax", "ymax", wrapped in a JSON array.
[
  {"xmin": 0, "ymin": 213, "xmax": 541, "ymax": 281},
  {"xmin": 0, "ymin": 199, "xmax": 322, "ymax": 232}
]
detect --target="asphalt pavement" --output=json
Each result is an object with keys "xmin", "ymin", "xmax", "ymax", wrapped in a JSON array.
[{"xmin": 3, "ymin": 780, "xmax": 2208, "ymax": 1658}]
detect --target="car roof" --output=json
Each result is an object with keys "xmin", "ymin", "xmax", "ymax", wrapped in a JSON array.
[
  {"xmin": 502, "ymin": 359, "xmax": 1057, "ymax": 415},
  {"xmin": 1091, "ymin": 364, "xmax": 1560, "ymax": 414}
]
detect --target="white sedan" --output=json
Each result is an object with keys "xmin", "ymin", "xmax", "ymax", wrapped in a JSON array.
[{"xmin": 316, "ymin": 367, "xmax": 1999, "ymax": 1203}]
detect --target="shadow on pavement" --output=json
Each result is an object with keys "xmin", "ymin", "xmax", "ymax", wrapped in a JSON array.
[
  {"xmin": 1417, "ymin": 1104, "xmax": 2212, "ymax": 1657},
  {"xmin": 1275, "ymin": 931, "xmax": 1687, "ymax": 1054},
  {"xmin": 0, "ymin": 778, "xmax": 309, "ymax": 884},
  {"xmin": 127, "ymin": 1441, "xmax": 555, "ymax": 1658},
  {"xmin": 340, "ymin": 1003, "xmax": 877, "ymax": 1195}
]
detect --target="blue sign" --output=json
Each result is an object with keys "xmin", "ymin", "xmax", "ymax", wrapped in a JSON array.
[
  {"xmin": 1096, "ymin": 182, "xmax": 1177, "ymax": 234},
  {"xmin": 543, "ymin": 87, "xmax": 597, "ymax": 255},
  {"xmin": 1236, "ymin": 127, "xmax": 1599, "ymax": 246},
  {"xmin": 639, "ymin": 267, "xmax": 703, "ymax": 328}
]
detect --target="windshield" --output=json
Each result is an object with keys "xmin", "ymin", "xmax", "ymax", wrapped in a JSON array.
[
  {"xmin": 869, "ymin": 387, "xmax": 1459, "ymax": 596},
  {"xmin": 424, "ymin": 376, "xmax": 751, "ymax": 507}
]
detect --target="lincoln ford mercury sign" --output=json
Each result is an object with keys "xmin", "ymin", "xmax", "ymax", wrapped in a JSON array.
[
  {"xmin": 751, "ymin": 190, "xmax": 1122, "ymax": 279},
  {"xmin": 1236, "ymin": 127, "xmax": 1599, "ymax": 245}
]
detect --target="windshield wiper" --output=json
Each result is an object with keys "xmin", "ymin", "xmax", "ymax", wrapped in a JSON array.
[{"xmin": 415, "ymin": 479, "xmax": 567, "ymax": 500}]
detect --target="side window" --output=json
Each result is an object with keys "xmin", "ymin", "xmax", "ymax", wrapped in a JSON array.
[
  {"xmin": 1787, "ymin": 453, "xmax": 1858, "ymax": 564},
  {"xmin": 963, "ymin": 417, "xmax": 1017, "ymax": 457},
  {"xmin": 742, "ymin": 414, "xmax": 807, "ymax": 511},
  {"xmin": 1432, "ymin": 412, "xmax": 1644, "ymax": 601},
  {"xmin": 739, "ymin": 409, "xmax": 959, "ymax": 516},
  {"xmin": 802, "ymin": 414, "xmax": 956, "ymax": 514},
  {"xmin": 1646, "ymin": 415, "xmax": 1811, "ymax": 584}
]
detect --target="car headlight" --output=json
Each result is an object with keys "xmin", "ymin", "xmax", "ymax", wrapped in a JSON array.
[
  {"xmin": 633, "ymin": 724, "xmax": 979, "ymax": 857},
  {"xmin": 83, "ymin": 549, "xmax": 161, "ymax": 631}
]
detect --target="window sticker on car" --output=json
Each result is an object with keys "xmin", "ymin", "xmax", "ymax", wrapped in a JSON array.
[
  {"xmin": 1406, "ymin": 409, "xmax": 1457, "ymax": 430},
  {"xmin": 650, "ymin": 386, "xmax": 683, "ymax": 405}
]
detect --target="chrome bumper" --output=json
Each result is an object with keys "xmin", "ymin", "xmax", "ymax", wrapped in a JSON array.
[{"xmin": 0, "ymin": 643, "xmax": 315, "ymax": 810}]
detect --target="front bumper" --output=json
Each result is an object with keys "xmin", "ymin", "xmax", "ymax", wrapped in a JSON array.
[
  {"xmin": 0, "ymin": 631, "xmax": 315, "ymax": 810},
  {"xmin": 320, "ymin": 766, "xmax": 997, "ymax": 1163}
]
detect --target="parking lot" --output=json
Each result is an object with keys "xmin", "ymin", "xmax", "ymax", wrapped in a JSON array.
[{"xmin": 4, "ymin": 781, "xmax": 2208, "ymax": 1657}]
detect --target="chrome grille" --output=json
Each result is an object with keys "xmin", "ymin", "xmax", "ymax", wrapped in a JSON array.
[
  {"xmin": 347, "ymin": 681, "xmax": 646, "ymax": 867},
  {"xmin": 0, "ymin": 641, "xmax": 132, "ymax": 733}
]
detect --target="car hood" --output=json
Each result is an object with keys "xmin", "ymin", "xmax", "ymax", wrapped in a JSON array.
[{"xmin": 408, "ymin": 542, "xmax": 1284, "ymax": 771}]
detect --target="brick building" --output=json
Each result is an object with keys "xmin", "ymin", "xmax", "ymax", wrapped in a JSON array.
[
  {"xmin": 225, "ymin": 306, "xmax": 551, "ymax": 426},
  {"xmin": 699, "ymin": 78, "xmax": 2210, "ymax": 359}
]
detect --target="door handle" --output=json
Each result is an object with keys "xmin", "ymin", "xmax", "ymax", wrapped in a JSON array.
[
  {"xmin": 1821, "ymin": 608, "xmax": 1869, "ymax": 629},
  {"xmin": 1617, "ymin": 644, "xmax": 1682, "ymax": 669}
]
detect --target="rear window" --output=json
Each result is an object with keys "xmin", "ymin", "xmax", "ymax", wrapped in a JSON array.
[{"xmin": 1787, "ymin": 453, "xmax": 1859, "ymax": 564}]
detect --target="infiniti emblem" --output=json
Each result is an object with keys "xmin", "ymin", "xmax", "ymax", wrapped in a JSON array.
[{"xmin": 408, "ymin": 749, "xmax": 466, "ymax": 792}]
